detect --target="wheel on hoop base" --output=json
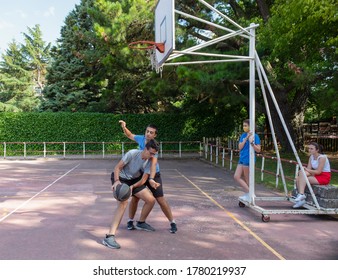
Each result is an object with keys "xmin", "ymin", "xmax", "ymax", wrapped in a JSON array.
[
  {"xmin": 262, "ymin": 214, "xmax": 270, "ymax": 222},
  {"xmin": 238, "ymin": 201, "xmax": 245, "ymax": 208}
]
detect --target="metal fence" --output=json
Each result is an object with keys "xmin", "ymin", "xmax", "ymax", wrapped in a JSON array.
[
  {"xmin": 0, "ymin": 141, "xmax": 203, "ymax": 160},
  {"xmin": 202, "ymin": 141, "xmax": 338, "ymax": 190}
]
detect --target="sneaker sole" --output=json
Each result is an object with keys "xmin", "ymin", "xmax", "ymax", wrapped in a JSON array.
[
  {"xmin": 127, "ymin": 227, "xmax": 136, "ymax": 230},
  {"xmin": 135, "ymin": 226, "xmax": 155, "ymax": 232},
  {"xmin": 102, "ymin": 239, "xmax": 121, "ymax": 249}
]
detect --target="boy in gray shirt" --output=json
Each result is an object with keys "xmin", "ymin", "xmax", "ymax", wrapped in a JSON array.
[{"xmin": 103, "ymin": 139, "xmax": 160, "ymax": 249}]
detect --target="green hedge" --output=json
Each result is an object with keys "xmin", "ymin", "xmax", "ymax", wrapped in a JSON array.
[{"xmin": 0, "ymin": 112, "xmax": 233, "ymax": 142}]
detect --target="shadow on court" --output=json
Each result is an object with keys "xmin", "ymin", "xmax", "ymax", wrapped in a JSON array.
[{"xmin": 0, "ymin": 159, "xmax": 337, "ymax": 260}]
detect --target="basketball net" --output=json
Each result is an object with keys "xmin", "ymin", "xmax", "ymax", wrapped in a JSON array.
[{"xmin": 147, "ymin": 45, "xmax": 163, "ymax": 76}]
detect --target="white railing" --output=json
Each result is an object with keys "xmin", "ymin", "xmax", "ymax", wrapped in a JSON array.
[
  {"xmin": 0, "ymin": 141, "xmax": 203, "ymax": 160},
  {"xmin": 203, "ymin": 142, "xmax": 338, "ymax": 189}
]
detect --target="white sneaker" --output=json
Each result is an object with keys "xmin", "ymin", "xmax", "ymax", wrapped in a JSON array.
[
  {"xmin": 293, "ymin": 200, "xmax": 306, "ymax": 208},
  {"xmin": 239, "ymin": 193, "xmax": 250, "ymax": 202},
  {"xmin": 294, "ymin": 193, "xmax": 306, "ymax": 202}
]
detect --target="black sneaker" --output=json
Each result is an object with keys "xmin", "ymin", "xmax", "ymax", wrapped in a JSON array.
[
  {"xmin": 170, "ymin": 222, "xmax": 177, "ymax": 233},
  {"xmin": 102, "ymin": 234, "xmax": 121, "ymax": 249},
  {"xmin": 127, "ymin": 220, "xmax": 135, "ymax": 230},
  {"xmin": 136, "ymin": 221, "xmax": 155, "ymax": 231}
]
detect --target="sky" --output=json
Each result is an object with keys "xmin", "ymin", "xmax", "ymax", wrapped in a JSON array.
[{"xmin": 0, "ymin": 0, "xmax": 81, "ymax": 55}]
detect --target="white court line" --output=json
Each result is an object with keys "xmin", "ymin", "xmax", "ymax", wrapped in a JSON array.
[{"xmin": 0, "ymin": 163, "xmax": 80, "ymax": 223}]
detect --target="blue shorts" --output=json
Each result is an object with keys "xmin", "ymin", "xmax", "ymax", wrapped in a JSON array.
[{"xmin": 238, "ymin": 160, "xmax": 249, "ymax": 167}]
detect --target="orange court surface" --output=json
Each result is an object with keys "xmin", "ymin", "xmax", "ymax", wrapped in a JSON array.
[{"xmin": 0, "ymin": 158, "xmax": 337, "ymax": 260}]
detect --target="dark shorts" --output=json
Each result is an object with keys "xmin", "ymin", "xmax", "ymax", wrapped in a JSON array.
[
  {"xmin": 146, "ymin": 172, "xmax": 164, "ymax": 198},
  {"xmin": 111, "ymin": 172, "xmax": 147, "ymax": 196},
  {"xmin": 110, "ymin": 172, "xmax": 164, "ymax": 197}
]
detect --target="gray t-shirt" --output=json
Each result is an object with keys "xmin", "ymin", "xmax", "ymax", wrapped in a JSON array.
[{"xmin": 119, "ymin": 149, "xmax": 151, "ymax": 180}]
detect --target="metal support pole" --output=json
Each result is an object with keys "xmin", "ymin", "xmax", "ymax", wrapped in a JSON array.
[
  {"xmin": 248, "ymin": 23, "xmax": 256, "ymax": 204},
  {"xmin": 83, "ymin": 142, "xmax": 85, "ymax": 158},
  {"xmin": 261, "ymin": 156, "xmax": 265, "ymax": 181},
  {"xmin": 210, "ymin": 145, "xmax": 213, "ymax": 162},
  {"xmin": 24, "ymin": 142, "xmax": 26, "ymax": 159},
  {"xmin": 63, "ymin": 142, "xmax": 66, "ymax": 158},
  {"xmin": 179, "ymin": 141, "xmax": 182, "ymax": 158},
  {"xmin": 43, "ymin": 142, "xmax": 46, "ymax": 158}
]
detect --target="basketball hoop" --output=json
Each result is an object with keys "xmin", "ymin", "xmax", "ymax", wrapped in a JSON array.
[
  {"xmin": 128, "ymin": 41, "xmax": 165, "ymax": 74},
  {"xmin": 128, "ymin": 41, "xmax": 165, "ymax": 53}
]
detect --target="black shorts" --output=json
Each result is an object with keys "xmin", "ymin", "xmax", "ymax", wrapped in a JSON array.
[
  {"xmin": 145, "ymin": 172, "xmax": 164, "ymax": 198},
  {"xmin": 111, "ymin": 172, "xmax": 147, "ymax": 196},
  {"xmin": 111, "ymin": 172, "xmax": 164, "ymax": 197}
]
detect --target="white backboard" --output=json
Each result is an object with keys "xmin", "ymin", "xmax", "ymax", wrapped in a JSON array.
[{"xmin": 155, "ymin": 0, "xmax": 175, "ymax": 68}]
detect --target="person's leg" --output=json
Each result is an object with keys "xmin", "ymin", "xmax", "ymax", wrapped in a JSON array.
[
  {"xmin": 103, "ymin": 200, "xmax": 128, "ymax": 249},
  {"xmin": 156, "ymin": 196, "xmax": 173, "ymax": 221},
  {"xmin": 135, "ymin": 188, "xmax": 155, "ymax": 222},
  {"xmin": 107, "ymin": 200, "xmax": 128, "ymax": 236},
  {"xmin": 293, "ymin": 174, "xmax": 319, "ymax": 208},
  {"xmin": 234, "ymin": 164, "xmax": 249, "ymax": 193},
  {"xmin": 126, "ymin": 196, "xmax": 139, "ymax": 230},
  {"xmin": 298, "ymin": 174, "xmax": 319, "ymax": 194}
]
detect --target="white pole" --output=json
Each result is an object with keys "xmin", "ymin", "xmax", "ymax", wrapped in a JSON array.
[
  {"xmin": 261, "ymin": 156, "xmax": 265, "ymax": 181},
  {"xmin": 256, "ymin": 56, "xmax": 288, "ymax": 195},
  {"xmin": 255, "ymin": 53, "xmax": 320, "ymax": 209},
  {"xmin": 249, "ymin": 23, "xmax": 256, "ymax": 204}
]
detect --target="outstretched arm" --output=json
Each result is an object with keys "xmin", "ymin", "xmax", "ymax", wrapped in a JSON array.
[{"xmin": 119, "ymin": 120, "xmax": 135, "ymax": 141}]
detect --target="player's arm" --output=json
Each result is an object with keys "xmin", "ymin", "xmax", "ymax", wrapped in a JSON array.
[
  {"xmin": 239, "ymin": 133, "xmax": 250, "ymax": 151},
  {"xmin": 119, "ymin": 120, "xmax": 135, "ymax": 141},
  {"xmin": 112, "ymin": 160, "xmax": 125, "ymax": 191},
  {"xmin": 131, "ymin": 173, "xmax": 150, "ymax": 190},
  {"xmin": 148, "ymin": 157, "xmax": 159, "ymax": 188},
  {"xmin": 306, "ymin": 157, "xmax": 326, "ymax": 175}
]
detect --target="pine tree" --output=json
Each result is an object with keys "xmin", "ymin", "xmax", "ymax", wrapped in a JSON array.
[
  {"xmin": 0, "ymin": 41, "xmax": 37, "ymax": 112},
  {"xmin": 41, "ymin": 0, "xmax": 105, "ymax": 112}
]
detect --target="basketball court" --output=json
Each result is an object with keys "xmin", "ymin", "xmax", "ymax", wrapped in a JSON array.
[{"xmin": 0, "ymin": 158, "xmax": 337, "ymax": 260}]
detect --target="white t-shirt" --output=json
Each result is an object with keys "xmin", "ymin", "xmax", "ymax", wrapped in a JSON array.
[{"xmin": 310, "ymin": 154, "xmax": 331, "ymax": 172}]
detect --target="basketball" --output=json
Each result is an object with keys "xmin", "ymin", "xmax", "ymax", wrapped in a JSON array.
[{"xmin": 113, "ymin": 183, "xmax": 131, "ymax": 201}]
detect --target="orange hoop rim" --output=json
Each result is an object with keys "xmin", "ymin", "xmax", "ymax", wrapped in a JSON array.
[{"xmin": 128, "ymin": 41, "xmax": 165, "ymax": 53}]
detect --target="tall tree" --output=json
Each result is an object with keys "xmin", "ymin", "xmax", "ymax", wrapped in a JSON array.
[
  {"xmin": 89, "ymin": 0, "xmax": 157, "ymax": 113},
  {"xmin": 21, "ymin": 24, "xmax": 51, "ymax": 95},
  {"xmin": 42, "ymin": 0, "xmax": 105, "ymax": 112},
  {"xmin": 0, "ymin": 41, "xmax": 37, "ymax": 112},
  {"xmin": 259, "ymin": 0, "xmax": 337, "ymax": 150}
]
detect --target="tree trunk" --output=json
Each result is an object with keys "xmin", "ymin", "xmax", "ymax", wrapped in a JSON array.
[
  {"xmin": 264, "ymin": 85, "xmax": 309, "ymax": 153},
  {"xmin": 255, "ymin": 0, "xmax": 270, "ymax": 22}
]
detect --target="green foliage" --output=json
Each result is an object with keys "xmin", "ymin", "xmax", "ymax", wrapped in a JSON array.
[
  {"xmin": 42, "ymin": 0, "xmax": 104, "ymax": 112},
  {"xmin": 0, "ymin": 24, "xmax": 51, "ymax": 112},
  {"xmin": 0, "ymin": 112, "xmax": 231, "ymax": 143}
]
